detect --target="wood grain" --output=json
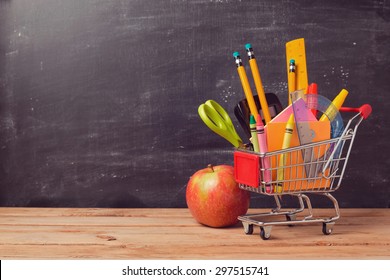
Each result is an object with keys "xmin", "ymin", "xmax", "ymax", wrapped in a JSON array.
[{"xmin": 0, "ymin": 208, "xmax": 389, "ymax": 259}]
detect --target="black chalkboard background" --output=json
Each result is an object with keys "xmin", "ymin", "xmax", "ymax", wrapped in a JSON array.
[{"xmin": 0, "ymin": 0, "xmax": 389, "ymax": 208}]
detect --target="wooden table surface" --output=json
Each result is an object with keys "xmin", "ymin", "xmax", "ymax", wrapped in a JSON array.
[{"xmin": 0, "ymin": 207, "xmax": 389, "ymax": 259}]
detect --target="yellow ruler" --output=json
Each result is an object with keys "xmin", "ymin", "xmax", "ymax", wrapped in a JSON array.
[{"xmin": 286, "ymin": 38, "xmax": 308, "ymax": 102}]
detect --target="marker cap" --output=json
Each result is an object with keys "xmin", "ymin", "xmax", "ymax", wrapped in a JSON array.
[{"xmin": 307, "ymin": 83, "xmax": 318, "ymax": 94}]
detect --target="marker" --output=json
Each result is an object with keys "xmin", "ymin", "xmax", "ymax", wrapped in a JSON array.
[
  {"xmin": 256, "ymin": 114, "xmax": 272, "ymax": 193},
  {"xmin": 287, "ymin": 59, "xmax": 296, "ymax": 105},
  {"xmin": 276, "ymin": 114, "xmax": 294, "ymax": 193},
  {"xmin": 320, "ymin": 89, "xmax": 349, "ymax": 121},
  {"xmin": 250, "ymin": 115, "xmax": 260, "ymax": 152},
  {"xmin": 245, "ymin": 44, "xmax": 271, "ymax": 124},
  {"xmin": 306, "ymin": 83, "xmax": 318, "ymax": 117},
  {"xmin": 233, "ymin": 52, "xmax": 259, "ymax": 119}
]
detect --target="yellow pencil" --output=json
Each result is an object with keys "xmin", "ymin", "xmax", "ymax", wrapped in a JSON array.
[
  {"xmin": 286, "ymin": 38, "xmax": 308, "ymax": 95},
  {"xmin": 233, "ymin": 52, "xmax": 259, "ymax": 118},
  {"xmin": 287, "ymin": 59, "xmax": 296, "ymax": 105},
  {"xmin": 245, "ymin": 44, "xmax": 271, "ymax": 124},
  {"xmin": 276, "ymin": 114, "xmax": 294, "ymax": 193},
  {"xmin": 320, "ymin": 89, "xmax": 349, "ymax": 122}
]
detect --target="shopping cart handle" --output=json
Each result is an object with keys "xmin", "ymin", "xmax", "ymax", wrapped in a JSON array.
[{"xmin": 340, "ymin": 104, "xmax": 372, "ymax": 119}]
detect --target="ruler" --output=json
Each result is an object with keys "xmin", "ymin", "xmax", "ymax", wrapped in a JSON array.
[
  {"xmin": 290, "ymin": 90, "xmax": 316, "ymax": 178},
  {"xmin": 286, "ymin": 38, "xmax": 308, "ymax": 92}
]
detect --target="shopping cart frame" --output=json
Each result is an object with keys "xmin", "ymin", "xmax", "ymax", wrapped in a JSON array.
[{"xmin": 235, "ymin": 105, "xmax": 372, "ymax": 240}]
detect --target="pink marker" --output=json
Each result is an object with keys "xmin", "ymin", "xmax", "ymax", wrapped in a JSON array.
[{"xmin": 256, "ymin": 115, "xmax": 272, "ymax": 193}]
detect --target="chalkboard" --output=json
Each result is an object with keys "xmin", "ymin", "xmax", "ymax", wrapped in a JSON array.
[{"xmin": 0, "ymin": 0, "xmax": 389, "ymax": 208}]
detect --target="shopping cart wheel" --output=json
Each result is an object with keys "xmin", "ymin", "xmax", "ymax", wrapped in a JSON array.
[
  {"xmin": 243, "ymin": 222, "xmax": 254, "ymax": 235},
  {"xmin": 260, "ymin": 226, "xmax": 271, "ymax": 240},
  {"xmin": 322, "ymin": 222, "xmax": 335, "ymax": 235},
  {"xmin": 286, "ymin": 214, "xmax": 296, "ymax": 227}
]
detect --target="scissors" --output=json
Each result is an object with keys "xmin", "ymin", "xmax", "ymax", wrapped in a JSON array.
[{"xmin": 198, "ymin": 100, "xmax": 243, "ymax": 148}]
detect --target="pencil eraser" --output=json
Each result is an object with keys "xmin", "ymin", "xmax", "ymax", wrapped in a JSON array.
[
  {"xmin": 290, "ymin": 59, "xmax": 295, "ymax": 64},
  {"xmin": 245, "ymin": 43, "xmax": 252, "ymax": 49},
  {"xmin": 233, "ymin": 51, "xmax": 240, "ymax": 57}
]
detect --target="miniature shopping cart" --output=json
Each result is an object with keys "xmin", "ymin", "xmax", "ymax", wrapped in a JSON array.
[{"xmin": 234, "ymin": 104, "xmax": 372, "ymax": 240}]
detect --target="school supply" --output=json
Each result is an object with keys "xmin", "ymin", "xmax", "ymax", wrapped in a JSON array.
[
  {"xmin": 205, "ymin": 38, "xmax": 374, "ymax": 239},
  {"xmin": 320, "ymin": 89, "xmax": 349, "ymax": 122},
  {"xmin": 288, "ymin": 59, "xmax": 296, "ymax": 103},
  {"xmin": 276, "ymin": 114, "xmax": 294, "ymax": 193},
  {"xmin": 291, "ymin": 90, "xmax": 340, "ymax": 177},
  {"xmin": 306, "ymin": 83, "xmax": 318, "ymax": 117},
  {"xmin": 265, "ymin": 104, "xmax": 331, "ymax": 190},
  {"xmin": 256, "ymin": 114, "xmax": 271, "ymax": 193},
  {"xmin": 270, "ymin": 98, "xmax": 317, "ymax": 123},
  {"xmin": 234, "ymin": 93, "xmax": 283, "ymax": 139},
  {"xmin": 286, "ymin": 38, "xmax": 308, "ymax": 103},
  {"xmin": 245, "ymin": 43, "xmax": 272, "ymax": 124},
  {"xmin": 236, "ymin": 102, "xmax": 371, "ymax": 239},
  {"xmin": 249, "ymin": 115, "xmax": 260, "ymax": 152},
  {"xmin": 233, "ymin": 52, "xmax": 259, "ymax": 118},
  {"xmin": 198, "ymin": 100, "xmax": 243, "ymax": 148},
  {"xmin": 291, "ymin": 91, "xmax": 344, "ymax": 138}
]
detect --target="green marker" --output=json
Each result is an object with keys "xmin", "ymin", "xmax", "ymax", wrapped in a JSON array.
[{"xmin": 250, "ymin": 115, "xmax": 260, "ymax": 152}]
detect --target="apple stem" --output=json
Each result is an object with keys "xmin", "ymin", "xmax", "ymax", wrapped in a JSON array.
[{"xmin": 207, "ymin": 164, "xmax": 214, "ymax": 172}]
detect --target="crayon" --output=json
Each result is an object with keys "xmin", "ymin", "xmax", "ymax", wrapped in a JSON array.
[
  {"xmin": 245, "ymin": 44, "xmax": 271, "ymax": 124},
  {"xmin": 250, "ymin": 115, "xmax": 260, "ymax": 152},
  {"xmin": 256, "ymin": 114, "xmax": 272, "ymax": 193},
  {"xmin": 276, "ymin": 114, "xmax": 294, "ymax": 193},
  {"xmin": 287, "ymin": 59, "xmax": 296, "ymax": 105},
  {"xmin": 320, "ymin": 89, "xmax": 349, "ymax": 122},
  {"xmin": 233, "ymin": 52, "xmax": 259, "ymax": 118}
]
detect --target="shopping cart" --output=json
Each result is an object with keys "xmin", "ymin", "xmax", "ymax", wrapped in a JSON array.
[{"xmin": 234, "ymin": 104, "xmax": 372, "ymax": 240}]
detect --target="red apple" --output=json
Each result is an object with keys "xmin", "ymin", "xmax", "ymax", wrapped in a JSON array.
[{"xmin": 186, "ymin": 164, "xmax": 250, "ymax": 228}]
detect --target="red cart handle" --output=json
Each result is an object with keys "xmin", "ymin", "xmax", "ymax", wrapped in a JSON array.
[{"xmin": 340, "ymin": 104, "xmax": 372, "ymax": 119}]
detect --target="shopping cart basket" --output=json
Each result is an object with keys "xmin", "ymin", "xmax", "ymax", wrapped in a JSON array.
[{"xmin": 234, "ymin": 104, "xmax": 372, "ymax": 240}]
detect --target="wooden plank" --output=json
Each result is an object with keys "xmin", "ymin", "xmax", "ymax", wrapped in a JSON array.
[
  {"xmin": 0, "ymin": 222, "xmax": 389, "ymax": 246},
  {"xmin": 0, "ymin": 208, "xmax": 389, "ymax": 259},
  {"xmin": 0, "ymin": 207, "xmax": 191, "ymax": 217},
  {"xmin": 1, "ymin": 244, "xmax": 389, "ymax": 260}
]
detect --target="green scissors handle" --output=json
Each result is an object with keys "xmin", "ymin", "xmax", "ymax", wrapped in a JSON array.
[{"xmin": 198, "ymin": 100, "xmax": 243, "ymax": 148}]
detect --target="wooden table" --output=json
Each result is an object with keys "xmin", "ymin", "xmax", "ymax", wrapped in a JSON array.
[{"xmin": 0, "ymin": 208, "xmax": 389, "ymax": 259}]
